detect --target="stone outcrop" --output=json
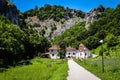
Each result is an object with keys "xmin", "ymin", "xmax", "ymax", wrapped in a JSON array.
[
  {"xmin": 26, "ymin": 16, "xmax": 84, "ymax": 39},
  {"xmin": 0, "ymin": 0, "xmax": 19, "ymax": 25},
  {"xmin": 85, "ymin": 5, "xmax": 105, "ymax": 30},
  {"xmin": 25, "ymin": 5, "xmax": 105, "ymax": 39}
]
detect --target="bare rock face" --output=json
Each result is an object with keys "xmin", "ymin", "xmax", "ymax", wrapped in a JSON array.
[
  {"xmin": 24, "ymin": 5, "xmax": 105, "ymax": 39},
  {"xmin": 85, "ymin": 5, "xmax": 105, "ymax": 30},
  {"xmin": 26, "ymin": 16, "xmax": 84, "ymax": 39},
  {"xmin": 0, "ymin": 0, "xmax": 19, "ymax": 25}
]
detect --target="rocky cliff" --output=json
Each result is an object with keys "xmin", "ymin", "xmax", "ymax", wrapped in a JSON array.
[
  {"xmin": 25, "ymin": 5, "xmax": 105, "ymax": 39},
  {"xmin": 0, "ymin": 0, "xmax": 19, "ymax": 25},
  {"xmin": 26, "ymin": 16, "xmax": 84, "ymax": 39},
  {"xmin": 24, "ymin": 5, "xmax": 85, "ymax": 39},
  {"xmin": 85, "ymin": 5, "xmax": 105, "ymax": 30},
  {"xmin": 0, "ymin": 1, "xmax": 105, "ymax": 39}
]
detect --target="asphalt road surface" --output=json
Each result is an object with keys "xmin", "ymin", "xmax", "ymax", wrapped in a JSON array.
[{"xmin": 67, "ymin": 59, "xmax": 101, "ymax": 80}]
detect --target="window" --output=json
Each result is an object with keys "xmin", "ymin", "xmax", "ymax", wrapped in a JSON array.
[
  {"xmin": 52, "ymin": 54, "xmax": 54, "ymax": 56},
  {"xmin": 68, "ymin": 53, "xmax": 70, "ymax": 55},
  {"xmin": 85, "ymin": 52, "xmax": 87, "ymax": 56},
  {"xmin": 73, "ymin": 53, "xmax": 75, "ymax": 55},
  {"xmin": 51, "ymin": 50, "xmax": 53, "ymax": 52}
]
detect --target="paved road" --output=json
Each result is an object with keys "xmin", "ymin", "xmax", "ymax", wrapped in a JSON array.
[{"xmin": 67, "ymin": 59, "xmax": 101, "ymax": 80}]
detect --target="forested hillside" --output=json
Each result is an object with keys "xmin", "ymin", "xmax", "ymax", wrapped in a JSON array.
[
  {"xmin": 23, "ymin": 4, "xmax": 85, "ymax": 21},
  {"xmin": 52, "ymin": 4, "xmax": 120, "ymax": 55},
  {"xmin": 51, "ymin": 22, "xmax": 86, "ymax": 48},
  {"xmin": 19, "ymin": 4, "xmax": 85, "ymax": 39}
]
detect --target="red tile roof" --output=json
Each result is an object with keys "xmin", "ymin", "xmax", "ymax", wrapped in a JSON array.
[{"xmin": 48, "ymin": 45, "xmax": 59, "ymax": 50}]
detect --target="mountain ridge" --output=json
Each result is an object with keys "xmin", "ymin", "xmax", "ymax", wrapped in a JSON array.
[
  {"xmin": 0, "ymin": 0, "xmax": 105, "ymax": 39},
  {"xmin": 22, "ymin": 4, "xmax": 105, "ymax": 39}
]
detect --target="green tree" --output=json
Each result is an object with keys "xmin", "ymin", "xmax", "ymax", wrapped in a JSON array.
[
  {"xmin": 0, "ymin": 17, "xmax": 26, "ymax": 65},
  {"xmin": 0, "ymin": 16, "xmax": 50, "ymax": 66},
  {"xmin": 57, "ymin": 40, "xmax": 68, "ymax": 58},
  {"xmin": 107, "ymin": 36, "xmax": 119, "ymax": 47},
  {"xmin": 84, "ymin": 36, "xmax": 100, "ymax": 50}
]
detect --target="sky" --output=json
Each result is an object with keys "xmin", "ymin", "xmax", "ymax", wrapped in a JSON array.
[{"xmin": 10, "ymin": 0, "xmax": 120, "ymax": 12}]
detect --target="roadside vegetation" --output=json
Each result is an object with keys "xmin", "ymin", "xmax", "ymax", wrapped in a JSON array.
[
  {"xmin": 0, "ymin": 58, "xmax": 68, "ymax": 80},
  {"xmin": 75, "ymin": 51, "xmax": 120, "ymax": 80}
]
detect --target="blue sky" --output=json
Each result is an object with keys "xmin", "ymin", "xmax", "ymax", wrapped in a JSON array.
[{"xmin": 11, "ymin": 0, "xmax": 120, "ymax": 12}]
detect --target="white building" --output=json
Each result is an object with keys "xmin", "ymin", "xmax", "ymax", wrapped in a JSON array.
[
  {"xmin": 66, "ymin": 46, "xmax": 77, "ymax": 58},
  {"xmin": 76, "ymin": 44, "xmax": 91, "ymax": 59},
  {"xmin": 66, "ymin": 43, "xmax": 91, "ymax": 59},
  {"xmin": 48, "ymin": 45, "xmax": 60, "ymax": 59}
]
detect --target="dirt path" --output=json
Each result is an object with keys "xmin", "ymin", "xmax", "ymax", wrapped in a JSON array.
[{"xmin": 67, "ymin": 59, "xmax": 101, "ymax": 80}]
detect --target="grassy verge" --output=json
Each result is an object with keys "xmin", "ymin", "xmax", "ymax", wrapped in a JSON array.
[
  {"xmin": 75, "ymin": 56, "xmax": 120, "ymax": 80},
  {"xmin": 0, "ymin": 58, "xmax": 68, "ymax": 80}
]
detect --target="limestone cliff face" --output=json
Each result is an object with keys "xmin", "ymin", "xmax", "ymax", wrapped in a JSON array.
[
  {"xmin": 25, "ymin": 5, "xmax": 105, "ymax": 39},
  {"xmin": 24, "ymin": 5, "xmax": 105, "ymax": 39},
  {"xmin": 0, "ymin": 0, "xmax": 19, "ymax": 25},
  {"xmin": 85, "ymin": 5, "xmax": 105, "ymax": 30},
  {"xmin": 26, "ymin": 16, "xmax": 84, "ymax": 39}
]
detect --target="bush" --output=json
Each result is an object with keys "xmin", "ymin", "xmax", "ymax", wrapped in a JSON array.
[{"xmin": 107, "ymin": 36, "xmax": 119, "ymax": 47}]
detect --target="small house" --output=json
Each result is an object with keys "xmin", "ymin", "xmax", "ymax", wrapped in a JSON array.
[
  {"xmin": 76, "ymin": 43, "xmax": 91, "ymax": 59},
  {"xmin": 66, "ymin": 43, "xmax": 91, "ymax": 59},
  {"xmin": 66, "ymin": 46, "xmax": 77, "ymax": 58},
  {"xmin": 48, "ymin": 45, "xmax": 60, "ymax": 59}
]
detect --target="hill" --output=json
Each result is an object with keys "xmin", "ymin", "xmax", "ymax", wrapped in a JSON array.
[
  {"xmin": 52, "ymin": 4, "xmax": 120, "ymax": 56},
  {"xmin": 21, "ymin": 4, "xmax": 85, "ymax": 39},
  {"xmin": 0, "ymin": 0, "xmax": 105, "ymax": 40}
]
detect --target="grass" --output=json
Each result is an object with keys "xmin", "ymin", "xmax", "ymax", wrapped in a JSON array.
[
  {"xmin": 0, "ymin": 58, "xmax": 68, "ymax": 80},
  {"xmin": 75, "ymin": 56, "xmax": 120, "ymax": 80}
]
